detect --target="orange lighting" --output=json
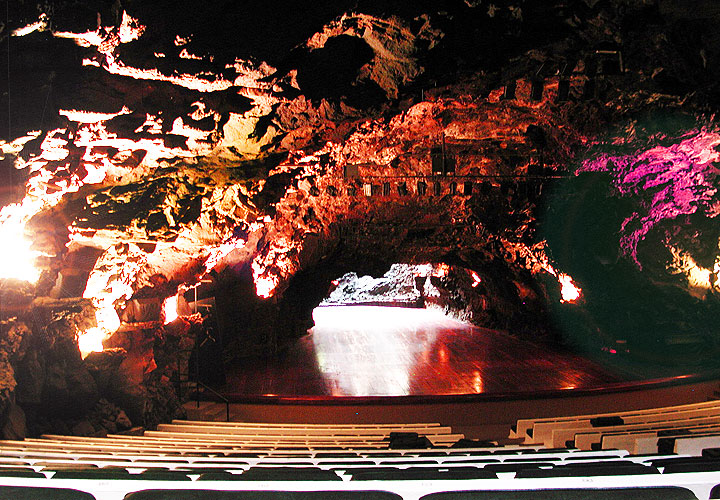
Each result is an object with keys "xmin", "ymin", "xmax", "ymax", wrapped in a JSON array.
[
  {"xmin": 438, "ymin": 345, "xmax": 448, "ymax": 363},
  {"xmin": 81, "ymin": 243, "xmax": 143, "ymax": 358},
  {"xmin": 0, "ymin": 202, "xmax": 42, "ymax": 283},
  {"xmin": 255, "ymin": 275, "xmax": 278, "ymax": 298},
  {"xmin": 163, "ymin": 294, "xmax": 179, "ymax": 324},
  {"xmin": 77, "ymin": 326, "xmax": 106, "ymax": 359},
  {"xmin": 472, "ymin": 370, "xmax": 484, "ymax": 393},
  {"xmin": 433, "ymin": 263, "xmax": 450, "ymax": 277},
  {"xmin": 558, "ymin": 273, "xmax": 581, "ymax": 303},
  {"xmin": 668, "ymin": 245, "xmax": 720, "ymax": 294}
]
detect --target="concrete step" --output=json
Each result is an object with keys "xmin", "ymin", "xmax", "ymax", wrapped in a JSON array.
[{"xmin": 184, "ymin": 401, "xmax": 230, "ymax": 421}]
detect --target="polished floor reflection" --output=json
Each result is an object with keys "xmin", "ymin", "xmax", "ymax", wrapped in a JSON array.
[{"xmin": 223, "ymin": 306, "xmax": 624, "ymax": 397}]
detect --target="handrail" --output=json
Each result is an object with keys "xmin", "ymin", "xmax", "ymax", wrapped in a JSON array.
[
  {"xmin": 194, "ymin": 380, "xmax": 230, "ymax": 422},
  {"xmin": 173, "ymin": 373, "xmax": 231, "ymax": 422},
  {"xmin": 186, "ymin": 317, "xmax": 229, "ymax": 421}
]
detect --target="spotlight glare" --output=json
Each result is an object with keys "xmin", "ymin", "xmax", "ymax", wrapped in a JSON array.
[
  {"xmin": 77, "ymin": 326, "xmax": 105, "ymax": 359},
  {"xmin": 163, "ymin": 294, "xmax": 179, "ymax": 323},
  {"xmin": 559, "ymin": 273, "xmax": 581, "ymax": 303}
]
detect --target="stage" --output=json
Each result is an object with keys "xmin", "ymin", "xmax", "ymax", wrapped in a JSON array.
[{"xmin": 221, "ymin": 306, "xmax": 626, "ymax": 398}]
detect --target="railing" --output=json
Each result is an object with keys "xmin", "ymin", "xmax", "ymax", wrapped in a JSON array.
[
  {"xmin": 193, "ymin": 379, "xmax": 230, "ymax": 422},
  {"xmin": 173, "ymin": 373, "xmax": 231, "ymax": 422}
]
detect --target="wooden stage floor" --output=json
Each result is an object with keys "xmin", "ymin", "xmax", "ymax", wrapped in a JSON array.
[{"xmin": 222, "ymin": 306, "xmax": 626, "ymax": 398}]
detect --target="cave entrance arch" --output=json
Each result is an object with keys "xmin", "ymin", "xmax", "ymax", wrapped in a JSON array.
[{"xmin": 320, "ymin": 263, "xmax": 443, "ymax": 309}]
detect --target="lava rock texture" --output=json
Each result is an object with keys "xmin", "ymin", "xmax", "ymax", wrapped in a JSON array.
[{"xmin": 0, "ymin": 0, "xmax": 719, "ymax": 433}]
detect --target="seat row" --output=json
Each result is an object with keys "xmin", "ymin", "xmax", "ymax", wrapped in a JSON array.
[
  {"xmin": 0, "ymin": 418, "xmax": 718, "ymax": 499},
  {"xmin": 0, "ymin": 485, "xmax": 709, "ymax": 500},
  {"xmin": 511, "ymin": 398, "xmax": 720, "ymax": 451},
  {"xmin": 0, "ymin": 456, "xmax": 716, "ymax": 500}
]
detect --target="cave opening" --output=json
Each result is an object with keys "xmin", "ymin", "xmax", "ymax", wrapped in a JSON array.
[{"xmin": 320, "ymin": 263, "xmax": 448, "ymax": 309}]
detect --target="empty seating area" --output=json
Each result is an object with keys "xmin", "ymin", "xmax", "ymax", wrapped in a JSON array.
[
  {"xmin": 513, "ymin": 399, "xmax": 720, "ymax": 453},
  {"xmin": 0, "ymin": 406, "xmax": 718, "ymax": 499}
]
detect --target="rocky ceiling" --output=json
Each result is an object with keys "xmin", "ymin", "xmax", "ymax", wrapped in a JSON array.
[{"xmin": 0, "ymin": 0, "xmax": 719, "ymax": 435}]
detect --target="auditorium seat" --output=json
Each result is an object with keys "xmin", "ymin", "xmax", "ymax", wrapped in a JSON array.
[
  {"xmin": 513, "ymin": 400, "xmax": 720, "ymax": 443},
  {"xmin": 36, "ymin": 463, "xmax": 100, "ymax": 470},
  {"xmin": 235, "ymin": 466, "xmax": 342, "ymax": 481},
  {"xmin": 197, "ymin": 471, "xmax": 242, "ymax": 480},
  {"xmin": 481, "ymin": 462, "xmax": 555, "ymax": 473},
  {"xmin": 419, "ymin": 487, "xmax": 700, "ymax": 499},
  {"xmin": 534, "ymin": 413, "xmax": 720, "ymax": 448},
  {"xmin": 600, "ymin": 427, "xmax": 720, "ymax": 455},
  {"xmin": 662, "ymin": 460, "xmax": 720, "ymax": 474},
  {"xmin": 0, "ymin": 419, "xmax": 717, "ymax": 499},
  {"xmin": 676, "ymin": 434, "xmax": 720, "ymax": 455},
  {"xmin": 376, "ymin": 459, "xmax": 439, "ymax": 465},
  {"xmin": 0, "ymin": 486, "xmax": 96, "ymax": 500},
  {"xmin": 50, "ymin": 468, "xmax": 133, "ymax": 479},
  {"xmin": 0, "ymin": 468, "xmax": 44, "ymax": 478},
  {"xmin": 136, "ymin": 469, "xmax": 192, "ymax": 481},
  {"xmin": 649, "ymin": 456, "xmax": 720, "ymax": 473},
  {"xmin": 124, "ymin": 491, "xmax": 404, "ymax": 500},
  {"xmin": 710, "ymin": 484, "xmax": 720, "ymax": 499},
  {"xmin": 549, "ymin": 415, "xmax": 720, "ymax": 449},
  {"xmin": 349, "ymin": 466, "xmax": 498, "ymax": 480},
  {"xmin": 515, "ymin": 461, "xmax": 659, "ymax": 478},
  {"xmin": 0, "ymin": 459, "xmax": 33, "ymax": 466}
]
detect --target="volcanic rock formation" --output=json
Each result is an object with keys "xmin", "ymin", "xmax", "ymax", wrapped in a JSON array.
[{"xmin": 0, "ymin": 0, "xmax": 719, "ymax": 435}]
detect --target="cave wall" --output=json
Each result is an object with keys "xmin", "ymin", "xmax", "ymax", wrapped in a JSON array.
[
  {"xmin": 0, "ymin": 289, "xmax": 195, "ymax": 437},
  {"xmin": 0, "ymin": 0, "xmax": 718, "ymax": 434}
]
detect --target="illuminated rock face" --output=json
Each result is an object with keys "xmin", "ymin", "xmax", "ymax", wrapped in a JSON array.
[
  {"xmin": 0, "ymin": 0, "xmax": 720, "ymax": 434},
  {"xmin": 581, "ymin": 128, "xmax": 720, "ymax": 268}
]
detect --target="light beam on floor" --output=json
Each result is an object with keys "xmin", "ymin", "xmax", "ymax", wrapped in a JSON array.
[{"xmin": 310, "ymin": 305, "xmax": 472, "ymax": 397}]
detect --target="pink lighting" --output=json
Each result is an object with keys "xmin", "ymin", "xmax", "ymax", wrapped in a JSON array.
[{"xmin": 581, "ymin": 128, "xmax": 720, "ymax": 266}]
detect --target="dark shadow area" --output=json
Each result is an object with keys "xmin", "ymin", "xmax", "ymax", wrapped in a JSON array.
[{"xmin": 540, "ymin": 171, "xmax": 720, "ymax": 377}]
